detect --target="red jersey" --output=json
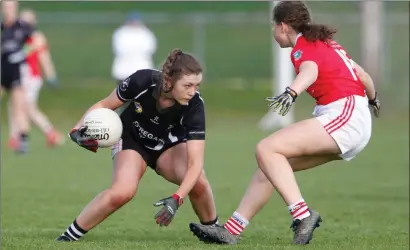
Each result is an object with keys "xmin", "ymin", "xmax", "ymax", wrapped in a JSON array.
[
  {"xmin": 24, "ymin": 37, "xmax": 42, "ymax": 78},
  {"xmin": 290, "ymin": 35, "xmax": 365, "ymax": 105}
]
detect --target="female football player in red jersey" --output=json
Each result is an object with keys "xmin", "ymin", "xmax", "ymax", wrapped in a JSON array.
[{"xmin": 189, "ymin": 1, "xmax": 380, "ymax": 246}]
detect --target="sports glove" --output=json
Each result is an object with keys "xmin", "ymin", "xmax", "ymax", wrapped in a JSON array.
[
  {"xmin": 368, "ymin": 92, "xmax": 380, "ymax": 118},
  {"xmin": 46, "ymin": 77, "xmax": 60, "ymax": 89},
  {"xmin": 266, "ymin": 87, "xmax": 298, "ymax": 116},
  {"xmin": 69, "ymin": 126, "xmax": 98, "ymax": 153},
  {"xmin": 153, "ymin": 194, "xmax": 183, "ymax": 227}
]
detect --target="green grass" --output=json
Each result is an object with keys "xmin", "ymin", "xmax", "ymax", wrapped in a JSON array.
[{"xmin": 1, "ymin": 84, "xmax": 409, "ymax": 249}]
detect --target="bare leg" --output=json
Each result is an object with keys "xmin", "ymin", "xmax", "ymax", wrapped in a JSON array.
[
  {"xmin": 156, "ymin": 143, "xmax": 217, "ymax": 224},
  {"xmin": 57, "ymin": 149, "xmax": 147, "ymax": 241},
  {"xmin": 236, "ymin": 155, "xmax": 340, "ymax": 221},
  {"xmin": 76, "ymin": 150, "xmax": 146, "ymax": 230},
  {"xmin": 27, "ymin": 102, "xmax": 54, "ymax": 134},
  {"xmin": 255, "ymin": 118, "xmax": 340, "ymax": 206},
  {"xmin": 11, "ymin": 86, "xmax": 30, "ymax": 134}
]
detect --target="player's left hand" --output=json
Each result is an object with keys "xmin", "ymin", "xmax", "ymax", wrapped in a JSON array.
[
  {"xmin": 153, "ymin": 194, "xmax": 183, "ymax": 227},
  {"xmin": 266, "ymin": 87, "xmax": 298, "ymax": 116},
  {"xmin": 368, "ymin": 92, "xmax": 380, "ymax": 118}
]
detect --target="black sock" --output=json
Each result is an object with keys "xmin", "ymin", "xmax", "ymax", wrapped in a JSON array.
[
  {"xmin": 20, "ymin": 133, "xmax": 28, "ymax": 141},
  {"xmin": 62, "ymin": 220, "xmax": 88, "ymax": 241},
  {"xmin": 200, "ymin": 216, "xmax": 219, "ymax": 225},
  {"xmin": 18, "ymin": 133, "xmax": 29, "ymax": 152}
]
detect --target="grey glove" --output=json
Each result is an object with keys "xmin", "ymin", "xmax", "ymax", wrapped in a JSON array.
[
  {"xmin": 266, "ymin": 87, "xmax": 298, "ymax": 116},
  {"xmin": 368, "ymin": 92, "xmax": 380, "ymax": 118},
  {"xmin": 153, "ymin": 194, "xmax": 183, "ymax": 227}
]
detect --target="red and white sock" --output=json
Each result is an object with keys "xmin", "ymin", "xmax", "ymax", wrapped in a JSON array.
[
  {"xmin": 288, "ymin": 199, "xmax": 311, "ymax": 221},
  {"xmin": 224, "ymin": 211, "xmax": 249, "ymax": 236}
]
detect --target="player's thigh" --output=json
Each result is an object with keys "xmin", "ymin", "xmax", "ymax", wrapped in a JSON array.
[
  {"xmin": 23, "ymin": 77, "xmax": 42, "ymax": 105},
  {"xmin": 257, "ymin": 118, "xmax": 341, "ymax": 159},
  {"xmin": 156, "ymin": 142, "xmax": 188, "ymax": 185},
  {"xmin": 288, "ymin": 154, "xmax": 341, "ymax": 172},
  {"xmin": 156, "ymin": 142, "xmax": 209, "ymax": 187},
  {"xmin": 111, "ymin": 148, "xmax": 147, "ymax": 192},
  {"xmin": 10, "ymin": 85, "xmax": 27, "ymax": 111}
]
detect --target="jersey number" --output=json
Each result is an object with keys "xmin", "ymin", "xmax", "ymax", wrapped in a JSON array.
[{"xmin": 334, "ymin": 49, "xmax": 358, "ymax": 81}]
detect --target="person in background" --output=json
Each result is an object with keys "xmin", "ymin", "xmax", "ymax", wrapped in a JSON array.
[
  {"xmin": 111, "ymin": 11, "xmax": 157, "ymax": 84},
  {"xmin": 8, "ymin": 9, "xmax": 64, "ymax": 149},
  {"xmin": 1, "ymin": 0, "xmax": 32, "ymax": 153}
]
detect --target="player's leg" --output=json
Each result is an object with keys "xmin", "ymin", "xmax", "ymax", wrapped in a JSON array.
[
  {"xmin": 156, "ymin": 142, "xmax": 218, "ymax": 225},
  {"xmin": 189, "ymin": 154, "xmax": 339, "ymax": 244},
  {"xmin": 7, "ymin": 99, "xmax": 19, "ymax": 150},
  {"xmin": 233, "ymin": 154, "xmax": 340, "ymax": 222},
  {"xmin": 10, "ymin": 85, "xmax": 30, "ymax": 153},
  {"xmin": 25, "ymin": 78, "xmax": 64, "ymax": 146},
  {"xmin": 9, "ymin": 65, "xmax": 31, "ymax": 153},
  {"xmin": 57, "ymin": 141, "xmax": 147, "ymax": 241}
]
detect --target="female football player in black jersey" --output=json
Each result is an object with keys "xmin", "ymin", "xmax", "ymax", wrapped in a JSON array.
[{"xmin": 57, "ymin": 49, "xmax": 219, "ymax": 241}]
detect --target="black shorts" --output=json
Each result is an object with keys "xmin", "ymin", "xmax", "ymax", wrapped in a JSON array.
[
  {"xmin": 111, "ymin": 135, "xmax": 185, "ymax": 171},
  {"xmin": 1, "ymin": 62, "xmax": 24, "ymax": 91}
]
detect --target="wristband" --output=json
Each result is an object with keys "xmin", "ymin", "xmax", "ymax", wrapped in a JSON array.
[{"xmin": 172, "ymin": 193, "xmax": 183, "ymax": 206}]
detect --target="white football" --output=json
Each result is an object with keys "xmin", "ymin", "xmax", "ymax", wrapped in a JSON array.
[{"xmin": 83, "ymin": 108, "xmax": 123, "ymax": 148}]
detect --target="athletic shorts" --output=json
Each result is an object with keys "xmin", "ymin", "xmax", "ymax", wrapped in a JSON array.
[
  {"xmin": 22, "ymin": 74, "xmax": 43, "ymax": 103},
  {"xmin": 313, "ymin": 95, "xmax": 372, "ymax": 161},
  {"xmin": 1, "ymin": 62, "xmax": 27, "ymax": 91},
  {"xmin": 111, "ymin": 134, "xmax": 186, "ymax": 171}
]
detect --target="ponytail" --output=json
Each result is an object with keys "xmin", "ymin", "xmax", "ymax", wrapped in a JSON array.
[{"xmin": 301, "ymin": 23, "xmax": 337, "ymax": 42}]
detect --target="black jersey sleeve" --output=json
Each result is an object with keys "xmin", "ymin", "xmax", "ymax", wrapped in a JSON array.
[
  {"xmin": 183, "ymin": 95, "xmax": 206, "ymax": 140},
  {"xmin": 116, "ymin": 69, "xmax": 153, "ymax": 102}
]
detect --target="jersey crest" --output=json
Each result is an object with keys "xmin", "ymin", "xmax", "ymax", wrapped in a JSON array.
[
  {"xmin": 293, "ymin": 50, "xmax": 303, "ymax": 61},
  {"xmin": 134, "ymin": 101, "xmax": 143, "ymax": 113}
]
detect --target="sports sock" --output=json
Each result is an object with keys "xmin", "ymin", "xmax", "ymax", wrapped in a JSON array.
[
  {"xmin": 224, "ymin": 211, "xmax": 249, "ymax": 235},
  {"xmin": 18, "ymin": 133, "xmax": 29, "ymax": 152},
  {"xmin": 62, "ymin": 220, "xmax": 88, "ymax": 241},
  {"xmin": 200, "ymin": 216, "xmax": 219, "ymax": 225},
  {"xmin": 288, "ymin": 199, "xmax": 311, "ymax": 221}
]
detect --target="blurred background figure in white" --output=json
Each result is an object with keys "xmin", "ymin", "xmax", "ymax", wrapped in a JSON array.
[
  {"xmin": 111, "ymin": 11, "xmax": 157, "ymax": 84},
  {"xmin": 8, "ymin": 9, "xmax": 64, "ymax": 149}
]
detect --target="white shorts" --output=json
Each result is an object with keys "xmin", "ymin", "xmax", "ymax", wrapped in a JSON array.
[
  {"xmin": 22, "ymin": 74, "xmax": 43, "ymax": 103},
  {"xmin": 313, "ymin": 95, "xmax": 372, "ymax": 161}
]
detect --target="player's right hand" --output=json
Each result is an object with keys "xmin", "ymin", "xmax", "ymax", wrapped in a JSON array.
[
  {"xmin": 266, "ymin": 87, "xmax": 298, "ymax": 116},
  {"xmin": 69, "ymin": 126, "xmax": 98, "ymax": 153},
  {"xmin": 368, "ymin": 92, "xmax": 380, "ymax": 118}
]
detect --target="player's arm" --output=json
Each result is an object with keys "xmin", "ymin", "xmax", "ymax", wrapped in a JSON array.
[
  {"xmin": 72, "ymin": 71, "xmax": 144, "ymax": 129},
  {"xmin": 33, "ymin": 31, "xmax": 58, "ymax": 83},
  {"xmin": 72, "ymin": 88, "xmax": 124, "ymax": 130},
  {"xmin": 267, "ymin": 46, "xmax": 320, "ymax": 116},
  {"xmin": 352, "ymin": 60, "xmax": 377, "ymax": 100},
  {"xmin": 153, "ymin": 98, "xmax": 206, "ymax": 226},
  {"xmin": 176, "ymin": 99, "xmax": 206, "ymax": 198},
  {"xmin": 267, "ymin": 61, "xmax": 318, "ymax": 116},
  {"xmin": 352, "ymin": 61, "xmax": 380, "ymax": 117},
  {"xmin": 289, "ymin": 61, "xmax": 319, "ymax": 95},
  {"xmin": 176, "ymin": 140, "xmax": 205, "ymax": 198}
]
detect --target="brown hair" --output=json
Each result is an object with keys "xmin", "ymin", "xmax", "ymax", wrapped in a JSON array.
[
  {"xmin": 273, "ymin": 1, "xmax": 337, "ymax": 42},
  {"xmin": 161, "ymin": 48, "xmax": 202, "ymax": 92}
]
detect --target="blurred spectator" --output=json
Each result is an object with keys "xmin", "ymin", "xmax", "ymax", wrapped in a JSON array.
[{"xmin": 111, "ymin": 11, "xmax": 157, "ymax": 84}]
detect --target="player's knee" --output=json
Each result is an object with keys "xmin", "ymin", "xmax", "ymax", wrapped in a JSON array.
[
  {"xmin": 256, "ymin": 139, "xmax": 272, "ymax": 159},
  {"xmin": 189, "ymin": 173, "xmax": 210, "ymax": 199},
  {"xmin": 105, "ymin": 188, "xmax": 135, "ymax": 208}
]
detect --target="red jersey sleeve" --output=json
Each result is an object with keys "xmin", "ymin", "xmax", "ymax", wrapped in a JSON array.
[{"xmin": 291, "ymin": 44, "xmax": 322, "ymax": 73}]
